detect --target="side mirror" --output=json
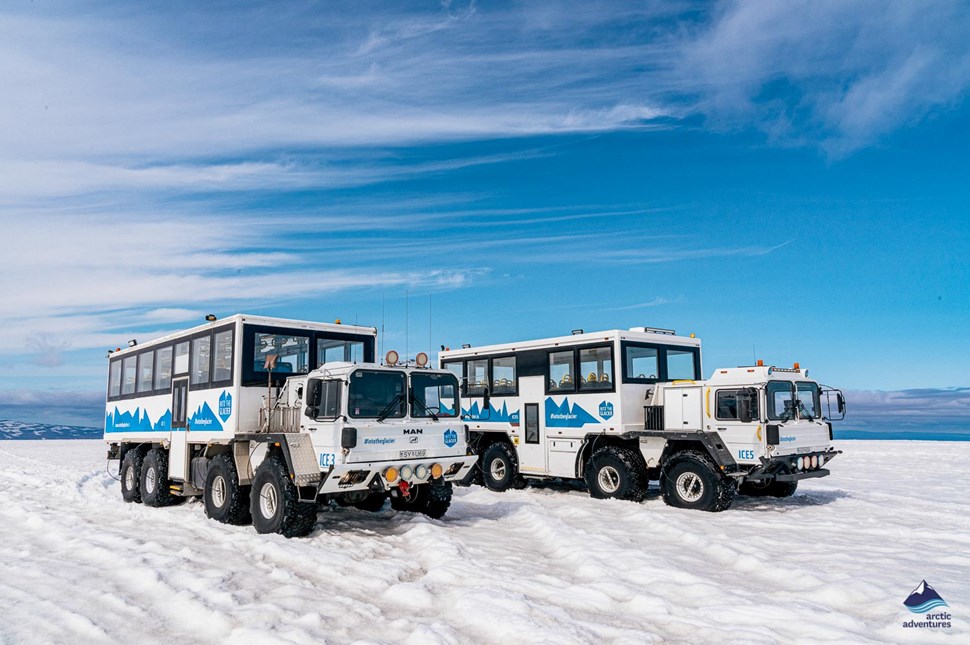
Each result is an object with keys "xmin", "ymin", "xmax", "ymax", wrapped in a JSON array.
[
  {"xmin": 482, "ymin": 387, "xmax": 491, "ymax": 411},
  {"xmin": 837, "ymin": 392, "xmax": 845, "ymax": 415},
  {"xmin": 304, "ymin": 379, "xmax": 321, "ymax": 418}
]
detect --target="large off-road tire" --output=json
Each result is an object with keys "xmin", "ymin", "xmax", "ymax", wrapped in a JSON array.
[
  {"xmin": 250, "ymin": 457, "xmax": 317, "ymax": 538},
  {"xmin": 481, "ymin": 442, "xmax": 526, "ymax": 492},
  {"xmin": 120, "ymin": 449, "xmax": 144, "ymax": 504},
  {"xmin": 204, "ymin": 453, "xmax": 252, "ymax": 525},
  {"xmin": 141, "ymin": 448, "xmax": 177, "ymax": 507},
  {"xmin": 390, "ymin": 481, "xmax": 453, "ymax": 519},
  {"xmin": 660, "ymin": 450, "xmax": 735, "ymax": 512},
  {"xmin": 585, "ymin": 445, "xmax": 647, "ymax": 502},
  {"xmin": 739, "ymin": 479, "xmax": 798, "ymax": 498}
]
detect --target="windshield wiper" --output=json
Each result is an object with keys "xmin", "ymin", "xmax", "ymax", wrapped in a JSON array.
[
  {"xmin": 376, "ymin": 393, "xmax": 405, "ymax": 422},
  {"xmin": 410, "ymin": 395, "xmax": 439, "ymax": 421}
]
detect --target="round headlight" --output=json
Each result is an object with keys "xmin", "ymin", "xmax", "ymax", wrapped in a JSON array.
[
  {"xmin": 400, "ymin": 465, "xmax": 414, "ymax": 481},
  {"xmin": 383, "ymin": 467, "xmax": 399, "ymax": 483},
  {"xmin": 415, "ymin": 464, "xmax": 429, "ymax": 480},
  {"xmin": 810, "ymin": 455, "xmax": 819, "ymax": 469},
  {"xmin": 796, "ymin": 457, "xmax": 804, "ymax": 470},
  {"xmin": 430, "ymin": 463, "xmax": 443, "ymax": 479},
  {"xmin": 818, "ymin": 455, "xmax": 825, "ymax": 467}
]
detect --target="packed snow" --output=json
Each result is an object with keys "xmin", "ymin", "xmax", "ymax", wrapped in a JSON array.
[{"xmin": 0, "ymin": 440, "xmax": 967, "ymax": 644}]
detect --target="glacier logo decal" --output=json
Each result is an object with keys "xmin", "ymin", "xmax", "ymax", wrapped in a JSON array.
[
  {"xmin": 105, "ymin": 407, "xmax": 171, "ymax": 433},
  {"xmin": 218, "ymin": 391, "xmax": 232, "ymax": 422},
  {"xmin": 443, "ymin": 428, "xmax": 458, "ymax": 447},
  {"xmin": 462, "ymin": 401, "xmax": 519, "ymax": 425},
  {"xmin": 188, "ymin": 402, "xmax": 223, "ymax": 431},
  {"xmin": 545, "ymin": 398, "xmax": 598, "ymax": 428},
  {"xmin": 599, "ymin": 401, "xmax": 614, "ymax": 420},
  {"xmin": 903, "ymin": 580, "xmax": 948, "ymax": 614}
]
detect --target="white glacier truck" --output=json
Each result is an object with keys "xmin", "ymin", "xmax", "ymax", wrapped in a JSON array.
[
  {"xmin": 104, "ymin": 314, "xmax": 476, "ymax": 537},
  {"xmin": 441, "ymin": 327, "xmax": 844, "ymax": 511}
]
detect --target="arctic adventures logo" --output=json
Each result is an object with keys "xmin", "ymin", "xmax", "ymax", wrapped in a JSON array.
[{"xmin": 901, "ymin": 580, "xmax": 951, "ymax": 630}]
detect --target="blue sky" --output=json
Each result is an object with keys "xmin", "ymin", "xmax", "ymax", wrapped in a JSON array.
[{"xmin": 0, "ymin": 0, "xmax": 968, "ymax": 428}]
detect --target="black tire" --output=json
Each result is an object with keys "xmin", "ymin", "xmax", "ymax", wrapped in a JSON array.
[
  {"xmin": 250, "ymin": 457, "xmax": 317, "ymax": 537},
  {"xmin": 204, "ymin": 453, "xmax": 252, "ymax": 525},
  {"xmin": 141, "ymin": 448, "xmax": 177, "ymax": 507},
  {"xmin": 585, "ymin": 445, "xmax": 647, "ymax": 502},
  {"xmin": 660, "ymin": 450, "xmax": 735, "ymax": 512},
  {"xmin": 481, "ymin": 442, "xmax": 525, "ymax": 492},
  {"xmin": 390, "ymin": 482, "xmax": 453, "ymax": 519},
  {"xmin": 120, "ymin": 449, "xmax": 144, "ymax": 503},
  {"xmin": 739, "ymin": 479, "xmax": 798, "ymax": 498}
]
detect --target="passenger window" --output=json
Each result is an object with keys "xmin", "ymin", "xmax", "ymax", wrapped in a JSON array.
[
  {"xmin": 109, "ymin": 360, "xmax": 122, "ymax": 398},
  {"xmin": 492, "ymin": 356, "xmax": 516, "ymax": 395},
  {"xmin": 626, "ymin": 346, "xmax": 659, "ymax": 380},
  {"xmin": 122, "ymin": 356, "xmax": 137, "ymax": 395},
  {"xmin": 467, "ymin": 359, "xmax": 488, "ymax": 395},
  {"xmin": 666, "ymin": 349, "xmax": 696, "ymax": 380},
  {"xmin": 137, "ymin": 351, "xmax": 154, "ymax": 393},
  {"xmin": 213, "ymin": 330, "xmax": 233, "ymax": 381},
  {"xmin": 191, "ymin": 336, "xmax": 211, "ymax": 385},
  {"xmin": 255, "ymin": 333, "xmax": 309, "ymax": 374},
  {"xmin": 317, "ymin": 338, "xmax": 364, "ymax": 365},
  {"xmin": 174, "ymin": 342, "xmax": 189, "ymax": 374},
  {"xmin": 579, "ymin": 347, "xmax": 612, "ymax": 390},
  {"xmin": 548, "ymin": 350, "xmax": 574, "ymax": 392},
  {"xmin": 155, "ymin": 346, "xmax": 173, "ymax": 390},
  {"xmin": 443, "ymin": 361, "xmax": 463, "ymax": 383}
]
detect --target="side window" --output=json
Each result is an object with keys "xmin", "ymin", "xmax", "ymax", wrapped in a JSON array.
[
  {"xmin": 108, "ymin": 360, "xmax": 122, "ymax": 398},
  {"xmin": 137, "ymin": 351, "xmax": 154, "ymax": 393},
  {"xmin": 715, "ymin": 390, "xmax": 759, "ymax": 420},
  {"xmin": 317, "ymin": 338, "xmax": 365, "ymax": 365},
  {"xmin": 548, "ymin": 350, "xmax": 574, "ymax": 392},
  {"xmin": 578, "ymin": 346, "xmax": 612, "ymax": 390},
  {"xmin": 122, "ymin": 355, "xmax": 137, "ymax": 395},
  {"xmin": 667, "ymin": 348, "xmax": 697, "ymax": 380},
  {"xmin": 174, "ymin": 341, "xmax": 189, "ymax": 374},
  {"xmin": 213, "ymin": 330, "xmax": 233, "ymax": 382},
  {"xmin": 191, "ymin": 336, "xmax": 211, "ymax": 386},
  {"xmin": 626, "ymin": 346, "xmax": 659, "ymax": 380},
  {"xmin": 467, "ymin": 359, "xmax": 488, "ymax": 395},
  {"xmin": 492, "ymin": 356, "xmax": 516, "ymax": 395},
  {"xmin": 796, "ymin": 382, "xmax": 820, "ymax": 419},
  {"xmin": 155, "ymin": 346, "xmax": 173, "ymax": 390},
  {"xmin": 443, "ymin": 361, "xmax": 463, "ymax": 383},
  {"xmin": 255, "ymin": 333, "xmax": 309, "ymax": 374}
]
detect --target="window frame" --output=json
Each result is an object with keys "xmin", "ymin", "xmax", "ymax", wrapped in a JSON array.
[
  {"xmin": 766, "ymin": 380, "xmax": 796, "ymax": 421},
  {"xmin": 346, "ymin": 368, "xmax": 407, "ymax": 420},
  {"xmin": 544, "ymin": 343, "xmax": 616, "ymax": 395},
  {"xmin": 620, "ymin": 341, "xmax": 701, "ymax": 384},
  {"xmin": 714, "ymin": 388, "xmax": 761, "ymax": 421},
  {"xmin": 240, "ymin": 323, "xmax": 375, "ymax": 387}
]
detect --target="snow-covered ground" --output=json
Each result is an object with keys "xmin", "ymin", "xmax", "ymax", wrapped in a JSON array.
[{"xmin": 0, "ymin": 441, "xmax": 966, "ymax": 644}]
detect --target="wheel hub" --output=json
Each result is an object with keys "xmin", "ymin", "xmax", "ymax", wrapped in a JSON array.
[
  {"xmin": 211, "ymin": 475, "xmax": 227, "ymax": 508},
  {"xmin": 145, "ymin": 466, "xmax": 156, "ymax": 494},
  {"xmin": 124, "ymin": 465, "xmax": 135, "ymax": 491},
  {"xmin": 489, "ymin": 458, "xmax": 507, "ymax": 480},
  {"xmin": 597, "ymin": 465, "xmax": 621, "ymax": 494},
  {"xmin": 259, "ymin": 481, "xmax": 278, "ymax": 518},
  {"xmin": 675, "ymin": 472, "xmax": 704, "ymax": 502}
]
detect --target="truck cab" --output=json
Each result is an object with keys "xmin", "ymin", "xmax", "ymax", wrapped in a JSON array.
[{"xmin": 641, "ymin": 363, "xmax": 844, "ymax": 507}]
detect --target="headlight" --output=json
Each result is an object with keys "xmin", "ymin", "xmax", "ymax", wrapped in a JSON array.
[
  {"xmin": 383, "ymin": 467, "xmax": 399, "ymax": 483},
  {"xmin": 415, "ymin": 464, "xmax": 429, "ymax": 480},
  {"xmin": 796, "ymin": 457, "xmax": 804, "ymax": 470},
  {"xmin": 810, "ymin": 455, "xmax": 819, "ymax": 469},
  {"xmin": 400, "ymin": 465, "xmax": 414, "ymax": 481},
  {"xmin": 431, "ymin": 463, "xmax": 443, "ymax": 479},
  {"xmin": 818, "ymin": 455, "xmax": 825, "ymax": 467}
]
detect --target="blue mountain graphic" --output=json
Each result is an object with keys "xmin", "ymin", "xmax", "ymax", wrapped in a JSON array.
[
  {"xmin": 545, "ymin": 397, "xmax": 598, "ymax": 428},
  {"xmin": 105, "ymin": 407, "xmax": 171, "ymax": 433},
  {"xmin": 903, "ymin": 580, "xmax": 948, "ymax": 613},
  {"xmin": 188, "ymin": 401, "xmax": 223, "ymax": 431},
  {"xmin": 462, "ymin": 401, "xmax": 519, "ymax": 424}
]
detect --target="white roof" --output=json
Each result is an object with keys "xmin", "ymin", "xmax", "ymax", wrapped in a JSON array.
[{"xmin": 441, "ymin": 328, "xmax": 700, "ymax": 359}]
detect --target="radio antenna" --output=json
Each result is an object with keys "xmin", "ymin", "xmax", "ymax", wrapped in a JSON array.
[
  {"xmin": 428, "ymin": 292, "xmax": 432, "ymax": 362},
  {"xmin": 405, "ymin": 288, "xmax": 410, "ymax": 364},
  {"xmin": 381, "ymin": 293, "xmax": 385, "ymax": 364}
]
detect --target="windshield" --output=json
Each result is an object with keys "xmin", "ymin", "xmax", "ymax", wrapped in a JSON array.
[
  {"xmin": 795, "ymin": 382, "xmax": 821, "ymax": 420},
  {"xmin": 411, "ymin": 372, "xmax": 459, "ymax": 418},
  {"xmin": 348, "ymin": 369, "xmax": 406, "ymax": 419},
  {"xmin": 766, "ymin": 381, "xmax": 795, "ymax": 421}
]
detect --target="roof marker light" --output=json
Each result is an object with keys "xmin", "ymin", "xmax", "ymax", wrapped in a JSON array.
[{"xmin": 757, "ymin": 359, "xmax": 764, "ymax": 367}]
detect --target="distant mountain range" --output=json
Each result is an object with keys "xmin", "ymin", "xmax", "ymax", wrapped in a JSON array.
[{"xmin": 0, "ymin": 420, "xmax": 102, "ymax": 440}]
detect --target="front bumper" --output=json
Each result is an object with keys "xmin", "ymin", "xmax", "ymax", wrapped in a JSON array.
[
  {"xmin": 317, "ymin": 455, "xmax": 477, "ymax": 494},
  {"xmin": 744, "ymin": 449, "xmax": 842, "ymax": 483}
]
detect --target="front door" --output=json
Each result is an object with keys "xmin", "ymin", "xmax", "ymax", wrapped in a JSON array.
[
  {"xmin": 169, "ymin": 377, "xmax": 190, "ymax": 481},
  {"xmin": 516, "ymin": 378, "xmax": 548, "ymax": 474}
]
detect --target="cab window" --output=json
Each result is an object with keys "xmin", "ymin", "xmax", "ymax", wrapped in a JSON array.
[
  {"xmin": 766, "ymin": 381, "xmax": 795, "ymax": 420},
  {"xmin": 796, "ymin": 382, "xmax": 821, "ymax": 420},
  {"xmin": 348, "ymin": 370, "xmax": 406, "ymax": 418},
  {"xmin": 411, "ymin": 372, "xmax": 459, "ymax": 417},
  {"xmin": 716, "ymin": 389, "xmax": 759, "ymax": 420}
]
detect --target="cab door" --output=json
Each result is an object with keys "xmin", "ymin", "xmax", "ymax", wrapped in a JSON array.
[{"xmin": 710, "ymin": 386, "xmax": 761, "ymax": 464}]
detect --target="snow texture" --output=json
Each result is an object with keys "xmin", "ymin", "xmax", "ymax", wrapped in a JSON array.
[{"xmin": 0, "ymin": 440, "xmax": 967, "ymax": 644}]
